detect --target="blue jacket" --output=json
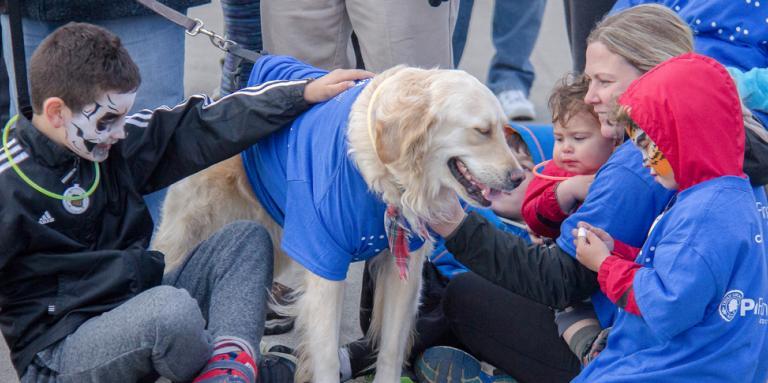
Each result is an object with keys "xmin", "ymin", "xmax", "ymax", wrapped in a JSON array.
[
  {"xmin": 728, "ymin": 66, "xmax": 768, "ymax": 113},
  {"xmin": 575, "ymin": 178, "xmax": 768, "ymax": 382}
]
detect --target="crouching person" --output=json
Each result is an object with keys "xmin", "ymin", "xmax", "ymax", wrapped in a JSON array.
[{"xmin": 0, "ymin": 22, "xmax": 371, "ymax": 383}]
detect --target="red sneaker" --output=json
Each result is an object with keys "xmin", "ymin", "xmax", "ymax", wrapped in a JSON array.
[{"xmin": 192, "ymin": 350, "xmax": 257, "ymax": 383}]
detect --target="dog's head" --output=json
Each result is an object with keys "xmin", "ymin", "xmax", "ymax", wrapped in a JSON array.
[{"xmin": 350, "ymin": 66, "xmax": 525, "ymax": 224}]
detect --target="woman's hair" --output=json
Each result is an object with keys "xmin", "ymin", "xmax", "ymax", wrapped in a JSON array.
[{"xmin": 588, "ymin": 4, "xmax": 693, "ymax": 73}]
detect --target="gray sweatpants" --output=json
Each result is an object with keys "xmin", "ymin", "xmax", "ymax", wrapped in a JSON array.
[{"xmin": 21, "ymin": 221, "xmax": 274, "ymax": 383}]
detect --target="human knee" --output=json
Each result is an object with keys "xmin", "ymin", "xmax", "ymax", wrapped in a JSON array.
[
  {"xmin": 146, "ymin": 286, "xmax": 205, "ymax": 337},
  {"xmin": 213, "ymin": 220, "xmax": 274, "ymax": 263}
]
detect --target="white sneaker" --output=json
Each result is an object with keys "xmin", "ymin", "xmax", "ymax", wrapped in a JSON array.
[{"xmin": 497, "ymin": 90, "xmax": 536, "ymax": 121}]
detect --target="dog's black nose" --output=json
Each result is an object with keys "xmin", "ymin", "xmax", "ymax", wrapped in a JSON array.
[{"xmin": 507, "ymin": 169, "xmax": 526, "ymax": 190}]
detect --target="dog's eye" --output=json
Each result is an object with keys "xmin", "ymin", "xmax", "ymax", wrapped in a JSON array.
[{"xmin": 475, "ymin": 127, "xmax": 491, "ymax": 136}]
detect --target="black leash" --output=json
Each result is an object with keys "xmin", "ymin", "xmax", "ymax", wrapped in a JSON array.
[
  {"xmin": 6, "ymin": 0, "xmax": 32, "ymax": 119},
  {"xmin": 135, "ymin": 0, "xmax": 263, "ymax": 64}
]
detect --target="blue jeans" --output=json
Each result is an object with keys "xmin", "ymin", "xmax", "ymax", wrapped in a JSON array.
[
  {"xmin": 1, "ymin": 13, "xmax": 186, "ymax": 225},
  {"xmin": 220, "ymin": 0, "xmax": 261, "ymax": 96},
  {"xmin": 453, "ymin": 0, "xmax": 546, "ymax": 96}
]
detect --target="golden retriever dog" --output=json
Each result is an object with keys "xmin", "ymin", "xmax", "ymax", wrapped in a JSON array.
[{"xmin": 154, "ymin": 64, "xmax": 524, "ymax": 382}]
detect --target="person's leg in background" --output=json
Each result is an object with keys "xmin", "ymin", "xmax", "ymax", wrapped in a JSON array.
[
  {"xmin": 563, "ymin": 0, "xmax": 616, "ymax": 73},
  {"xmin": 261, "ymin": 0, "xmax": 352, "ymax": 70},
  {"xmin": 346, "ymin": 0, "xmax": 457, "ymax": 72},
  {"xmin": 488, "ymin": 0, "xmax": 546, "ymax": 121},
  {"xmin": 0, "ymin": 17, "xmax": 56, "ymax": 118},
  {"xmin": 451, "ymin": 0, "xmax": 475, "ymax": 67},
  {"xmin": 220, "ymin": 0, "xmax": 261, "ymax": 96},
  {"xmin": 440, "ymin": 271, "xmax": 581, "ymax": 383}
]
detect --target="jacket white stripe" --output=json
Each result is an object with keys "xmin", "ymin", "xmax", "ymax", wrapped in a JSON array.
[
  {"xmin": 124, "ymin": 80, "xmax": 306, "ymax": 128},
  {"xmin": 0, "ymin": 143, "xmax": 22, "ymax": 163},
  {"xmin": 0, "ymin": 151, "xmax": 29, "ymax": 174}
]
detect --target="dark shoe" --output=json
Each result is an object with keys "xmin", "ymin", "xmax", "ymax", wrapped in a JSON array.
[
  {"xmin": 415, "ymin": 346, "xmax": 516, "ymax": 383},
  {"xmin": 257, "ymin": 353, "xmax": 296, "ymax": 383}
]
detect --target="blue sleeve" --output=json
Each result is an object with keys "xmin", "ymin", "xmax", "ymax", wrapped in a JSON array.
[
  {"xmin": 728, "ymin": 67, "xmax": 768, "ymax": 113},
  {"xmin": 248, "ymin": 55, "xmax": 329, "ymax": 86},
  {"xmin": 634, "ymin": 235, "xmax": 718, "ymax": 341},
  {"xmin": 556, "ymin": 144, "xmax": 674, "ymax": 256}
]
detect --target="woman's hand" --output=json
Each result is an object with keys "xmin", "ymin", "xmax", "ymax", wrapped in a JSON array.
[
  {"xmin": 303, "ymin": 69, "xmax": 375, "ymax": 103},
  {"xmin": 574, "ymin": 222, "xmax": 613, "ymax": 272},
  {"xmin": 428, "ymin": 196, "xmax": 467, "ymax": 238}
]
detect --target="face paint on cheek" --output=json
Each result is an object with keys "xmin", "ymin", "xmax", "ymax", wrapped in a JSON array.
[
  {"xmin": 64, "ymin": 92, "xmax": 136, "ymax": 161},
  {"xmin": 627, "ymin": 124, "xmax": 673, "ymax": 177}
]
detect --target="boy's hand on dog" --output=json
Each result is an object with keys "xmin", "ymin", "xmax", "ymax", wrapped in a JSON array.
[
  {"xmin": 304, "ymin": 69, "xmax": 375, "ymax": 103},
  {"xmin": 574, "ymin": 222, "xmax": 612, "ymax": 272}
]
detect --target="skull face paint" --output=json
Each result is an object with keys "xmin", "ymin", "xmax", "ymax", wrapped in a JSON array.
[{"xmin": 64, "ymin": 92, "xmax": 136, "ymax": 162}]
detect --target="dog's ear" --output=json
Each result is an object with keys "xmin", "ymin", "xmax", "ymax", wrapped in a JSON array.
[{"xmin": 372, "ymin": 68, "xmax": 435, "ymax": 166}]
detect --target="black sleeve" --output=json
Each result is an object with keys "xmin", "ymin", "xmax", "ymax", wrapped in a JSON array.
[
  {"xmin": 119, "ymin": 80, "xmax": 310, "ymax": 194},
  {"xmin": 444, "ymin": 211, "xmax": 599, "ymax": 309},
  {"xmin": 744, "ymin": 123, "xmax": 768, "ymax": 186}
]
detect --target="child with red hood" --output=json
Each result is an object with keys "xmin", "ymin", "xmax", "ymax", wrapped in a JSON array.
[{"xmin": 573, "ymin": 53, "xmax": 768, "ymax": 382}]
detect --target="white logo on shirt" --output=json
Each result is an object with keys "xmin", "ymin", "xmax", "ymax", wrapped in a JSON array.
[
  {"xmin": 719, "ymin": 289, "xmax": 768, "ymax": 325},
  {"xmin": 38, "ymin": 211, "xmax": 55, "ymax": 225},
  {"xmin": 757, "ymin": 201, "xmax": 767, "ymax": 220},
  {"xmin": 62, "ymin": 184, "xmax": 90, "ymax": 215}
]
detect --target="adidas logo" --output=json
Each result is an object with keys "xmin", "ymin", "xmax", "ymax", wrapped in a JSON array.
[{"xmin": 38, "ymin": 211, "xmax": 55, "ymax": 225}]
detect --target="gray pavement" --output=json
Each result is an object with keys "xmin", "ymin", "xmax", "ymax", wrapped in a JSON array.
[{"xmin": 0, "ymin": 0, "xmax": 570, "ymax": 381}]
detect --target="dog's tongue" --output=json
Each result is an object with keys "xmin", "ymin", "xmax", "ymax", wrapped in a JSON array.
[{"xmin": 481, "ymin": 185, "xmax": 503, "ymax": 201}]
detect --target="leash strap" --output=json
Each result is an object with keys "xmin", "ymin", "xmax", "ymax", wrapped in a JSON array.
[
  {"xmin": 7, "ymin": 0, "xmax": 32, "ymax": 119},
  {"xmin": 135, "ymin": 0, "xmax": 263, "ymax": 63}
]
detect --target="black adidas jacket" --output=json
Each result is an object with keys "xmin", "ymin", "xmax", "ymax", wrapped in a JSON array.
[
  {"xmin": 444, "ymin": 124, "xmax": 768, "ymax": 310},
  {"xmin": 0, "ymin": 79, "xmax": 309, "ymax": 376}
]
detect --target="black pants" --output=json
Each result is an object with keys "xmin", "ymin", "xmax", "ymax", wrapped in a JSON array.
[
  {"xmin": 443, "ymin": 272, "xmax": 581, "ymax": 383},
  {"xmin": 563, "ymin": 0, "xmax": 617, "ymax": 72}
]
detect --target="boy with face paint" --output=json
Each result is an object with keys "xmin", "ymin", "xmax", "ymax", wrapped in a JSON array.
[
  {"xmin": 0, "ymin": 22, "xmax": 372, "ymax": 383},
  {"xmin": 574, "ymin": 53, "xmax": 768, "ymax": 382}
]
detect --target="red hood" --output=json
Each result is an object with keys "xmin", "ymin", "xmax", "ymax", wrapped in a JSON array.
[{"xmin": 618, "ymin": 53, "xmax": 745, "ymax": 191}]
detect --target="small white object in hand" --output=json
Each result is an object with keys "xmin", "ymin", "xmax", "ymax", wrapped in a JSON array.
[{"xmin": 578, "ymin": 227, "xmax": 588, "ymax": 238}]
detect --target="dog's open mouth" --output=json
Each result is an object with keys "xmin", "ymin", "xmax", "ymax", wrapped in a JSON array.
[{"xmin": 449, "ymin": 158, "xmax": 503, "ymax": 207}]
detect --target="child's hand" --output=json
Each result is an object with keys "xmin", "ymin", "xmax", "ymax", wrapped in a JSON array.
[
  {"xmin": 575, "ymin": 224, "xmax": 611, "ymax": 272},
  {"xmin": 303, "ymin": 69, "xmax": 375, "ymax": 103},
  {"xmin": 571, "ymin": 222, "xmax": 614, "ymax": 251},
  {"xmin": 556, "ymin": 174, "xmax": 595, "ymax": 213}
]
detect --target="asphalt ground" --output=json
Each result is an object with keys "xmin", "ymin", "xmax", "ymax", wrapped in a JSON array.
[{"xmin": 0, "ymin": 0, "xmax": 571, "ymax": 381}]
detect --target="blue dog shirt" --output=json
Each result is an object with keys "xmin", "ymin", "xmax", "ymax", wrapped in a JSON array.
[{"xmin": 242, "ymin": 56, "xmax": 389, "ymax": 280}]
